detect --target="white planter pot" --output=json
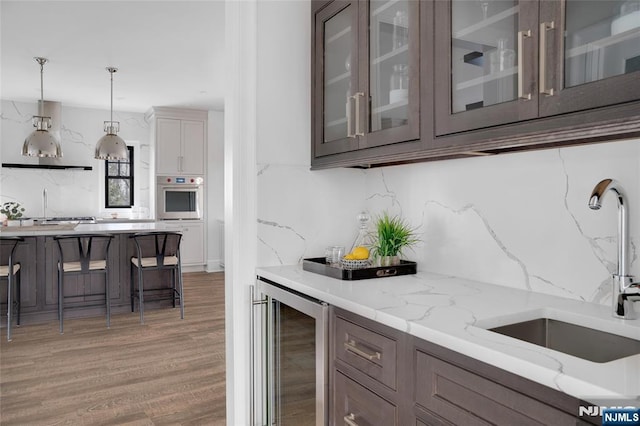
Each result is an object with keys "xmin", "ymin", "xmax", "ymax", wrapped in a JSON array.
[{"xmin": 6, "ymin": 220, "xmax": 21, "ymax": 227}]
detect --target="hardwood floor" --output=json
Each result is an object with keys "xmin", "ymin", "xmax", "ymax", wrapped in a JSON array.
[{"xmin": 0, "ymin": 271, "xmax": 226, "ymax": 425}]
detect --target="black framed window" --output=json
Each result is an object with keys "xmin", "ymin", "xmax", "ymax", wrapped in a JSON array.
[{"xmin": 105, "ymin": 146, "xmax": 134, "ymax": 208}]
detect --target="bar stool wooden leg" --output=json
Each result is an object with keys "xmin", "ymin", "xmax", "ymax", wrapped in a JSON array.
[
  {"xmin": 130, "ymin": 264, "xmax": 135, "ymax": 313},
  {"xmin": 172, "ymin": 269, "xmax": 176, "ymax": 308},
  {"xmin": 7, "ymin": 271, "xmax": 13, "ymax": 341},
  {"xmin": 58, "ymin": 265, "xmax": 64, "ymax": 334},
  {"xmin": 178, "ymin": 264, "xmax": 184, "ymax": 320},
  {"xmin": 106, "ymin": 267, "xmax": 111, "ymax": 329},
  {"xmin": 138, "ymin": 266, "xmax": 145, "ymax": 324},
  {"xmin": 16, "ymin": 268, "xmax": 21, "ymax": 326}
]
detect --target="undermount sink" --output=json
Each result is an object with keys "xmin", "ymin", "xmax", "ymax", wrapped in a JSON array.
[{"xmin": 488, "ymin": 318, "xmax": 640, "ymax": 363}]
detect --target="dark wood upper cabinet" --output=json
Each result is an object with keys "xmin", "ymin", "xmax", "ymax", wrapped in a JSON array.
[
  {"xmin": 311, "ymin": 0, "xmax": 640, "ymax": 169},
  {"xmin": 312, "ymin": 0, "xmax": 422, "ymax": 160},
  {"xmin": 538, "ymin": 0, "xmax": 640, "ymax": 117},
  {"xmin": 434, "ymin": 0, "xmax": 540, "ymax": 135},
  {"xmin": 434, "ymin": 0, "xmax": 640, "ymax": 136}
]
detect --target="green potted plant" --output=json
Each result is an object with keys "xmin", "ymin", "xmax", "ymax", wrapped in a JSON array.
[
  {"xmin": 1, "ymin": 201, "xmax": 25, "ymax": 227},
  {"xmin": 370, "ymin": 212, "xmax": 419, "ymax": 266}
]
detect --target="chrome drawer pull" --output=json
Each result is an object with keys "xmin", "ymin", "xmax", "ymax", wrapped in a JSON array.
[
  {"xmin": 344, "ymin": 339, "xmax": 381, "ymax": 361},
  {"xmin": 344, "ymin": 413, "xmax": 359, "ymax": 426}
]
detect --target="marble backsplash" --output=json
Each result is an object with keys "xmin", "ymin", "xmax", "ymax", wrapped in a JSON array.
[
  {"xmin": 257, "ymin": 138, "xmax": 640, "ymax": 308},
  {"xmin": 0, "ymin": 100, "xmax": 151, "ymax": 219}
]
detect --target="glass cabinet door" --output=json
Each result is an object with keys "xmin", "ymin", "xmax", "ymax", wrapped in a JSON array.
[
  {"xmin": 539, "ymin": 0, "xmax": 640, "ymax": 116},
  {"xmin": 314, "ymin": 1, "xmax": 359, "ymax": 157},
  {"xmin": 451, "ymin": 0, "xmax": 519, "ymax": 113},
  {"xmin": 565, "ymin": 0, "xmax": 640, "ymax": 87},
  {"xmin": 434, "ymin": 0, "xmax": 538, "ymax": 136},
  {"xmin": 362, "ymin": 0, "xmax": 420, "ymax": 149}
]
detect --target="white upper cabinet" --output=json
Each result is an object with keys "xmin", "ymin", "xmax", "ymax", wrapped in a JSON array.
[
  {"xmin": 148, "ymin": 107, "xmax": 207, "ymax": 176},
  {"xmin": 180, "ymin": 120, "xmax": 205, "ymax": 175}
]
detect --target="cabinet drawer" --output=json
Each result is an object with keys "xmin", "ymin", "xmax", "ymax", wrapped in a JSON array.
[
  {"xmin": 415, "ymin": 349, "xmax": 576, "ymax": 426},
  {"xmin": 334, "ymin": 315, "xmax": 397, "ymax": 390},
  {"xmin": 333, "ymin": 371, "xmax": 397, "ymax": 426}
]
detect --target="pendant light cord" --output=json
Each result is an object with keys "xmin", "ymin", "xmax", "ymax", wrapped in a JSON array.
[
  {"xmin": 36, "ymin": 57, "xmax": 47, "ymax": 117},
  {"xmin": 106, "ymin": 67, "xmax": 118, "ymax": 125},
  {"xmin": 110, "ymin": 69, "xmax": 114, "ymax": 123}
]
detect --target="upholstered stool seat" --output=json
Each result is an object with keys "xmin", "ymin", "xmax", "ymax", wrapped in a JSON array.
[{"xmin": 0, "ymin": 264, "xmax": 20, "ymax": 276}]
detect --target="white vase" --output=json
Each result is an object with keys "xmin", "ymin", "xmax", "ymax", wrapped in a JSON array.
[{"xmin": 6, "ymin": 219, "xmax": 21, "ymax": 227}]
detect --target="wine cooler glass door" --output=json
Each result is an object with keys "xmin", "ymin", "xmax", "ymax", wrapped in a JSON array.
[{"xmin": 256, "ymin": 279, "xmax": 329, "ymax": 426}]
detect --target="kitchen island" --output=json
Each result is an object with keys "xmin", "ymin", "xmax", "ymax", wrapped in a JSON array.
[
  {"xmin": 0, "ymin": 222, "xmax": 178, "ymax": 325},
  {"xmin": 256, "ymin": 264, "xmax": 640, "ymax": 421}
]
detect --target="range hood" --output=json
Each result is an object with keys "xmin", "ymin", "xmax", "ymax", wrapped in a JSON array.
[{"xmin": 3, "ymin": 101, "xmax": 93, "ymax": 170}]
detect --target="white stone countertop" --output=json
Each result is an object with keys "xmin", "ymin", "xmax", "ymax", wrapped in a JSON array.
[
  {"xmin": 256, "ymin": 264, "xmax": 640, "ymax": 404},
  {"xmin": 0, "ymin": 221, "xmax": 174, "ymax": 237}
]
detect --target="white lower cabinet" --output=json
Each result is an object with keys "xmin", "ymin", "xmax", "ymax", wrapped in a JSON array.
[{"xmin": 164, "ymin": 221, "xmax": 205, "ymax": 267}]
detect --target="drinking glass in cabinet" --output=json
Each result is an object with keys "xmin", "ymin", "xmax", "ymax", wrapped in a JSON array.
[
  {"xmin": 370, "ymin": 0, "xmax": 411, "ymax": 132},
  {"xmin": 450, "ymin": 0, "xmax": 519, "ymax": 114},
  {"xmin": 389, "ymin": 64, "xmax": 409, "ymax": 104},
  {"xmin": 564, "ymin": 0, "xmax": 640, "ymax": 88},
  {"xmin": 323, "ymin": 4, "xmax": 353, "ymax": 142}
]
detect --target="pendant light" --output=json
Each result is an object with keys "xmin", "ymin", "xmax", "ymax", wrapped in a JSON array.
[
  {"xmin": 95, "ymin": 67, "xmax": 127, "ymax": 160},
  {"xmin": 22, "ymin": 57, "xmax": 63, "ymax": 158}
]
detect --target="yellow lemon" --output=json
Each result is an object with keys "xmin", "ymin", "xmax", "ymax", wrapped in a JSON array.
[
  {"xmin": 343, "ymin": 253, "xmax": 356, "ymax": 260},
  {"xmin": 352, "ymin": 246, "xmax": 369, "ymax": 260}
]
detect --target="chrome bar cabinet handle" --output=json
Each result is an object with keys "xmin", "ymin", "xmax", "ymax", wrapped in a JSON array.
[
  {"xmin": 354, "ymin": 92, "xmax": 365, "ymax": 137},
  {"xmin": 346, "ymin": 95, "xmax": 356, "ymax": 138},
  {"xmin": 539, "ymin": 21, "xmax": 555, "ymax": 96},
  {"xmin": 517, "ymin": 29, "xmax": 532, "ymax": 100}
]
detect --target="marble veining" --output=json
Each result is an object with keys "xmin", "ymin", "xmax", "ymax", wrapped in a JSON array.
[
  {"xmin": 1, "ymin": 101, "xmax": 32, "ymax": 124},
  {"xmin": 257, "ymin": 164, "xmax": 270, "ymax": 176},
  {"xmin": 258, "ymin": 218, "xmax": 307, "ymax": 264},
  {"xmin": 559, "ymin": 150, "xmax": 622, "ymax": 280},
  {"xmin": 366, "ymin": 169, "xmax": 401, "ymax": 213},
  {"xmin": 423, "ymin": 199, "xmax": 533, "ymax": 291},
  {"xmin": 256, "ymin": 265, "xmax": 640, "ymax": 402}
]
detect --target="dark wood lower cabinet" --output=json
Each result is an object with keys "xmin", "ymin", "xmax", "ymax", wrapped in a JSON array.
[
  {"xmin": 333, "ymin": 371, "xmax": 398, "ymax": 426},
  {"xmin": 414, "ymin": 347, "xmax": 576, "ymax": 425},
  {"xmin": 330, "ymin": 308, "xmax": 599, "ymax": 426}
]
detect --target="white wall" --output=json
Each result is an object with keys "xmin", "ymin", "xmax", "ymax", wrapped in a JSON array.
[
  {"xmin": 0, "ymin": 100, "xmax": 151, "ymax": 218},
  {"xmin": 207, "ymin": 110, "xmax": 224, "ymax": 271},
  {"xmin": 256, "ymin": 0, "xmax": 365, "ymax": 266}
]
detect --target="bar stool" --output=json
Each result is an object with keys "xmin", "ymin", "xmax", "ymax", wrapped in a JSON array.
[
  {"xmin": 1, "ymin": 236, "xmax": 23, "ymax": 341},
  {"xmin": 54, "ymin": 234, "xmax": 114, "ymax": 334},
  {"xmin": 130, "ymin": 231, "xmax": 184, "ymax": 324}
]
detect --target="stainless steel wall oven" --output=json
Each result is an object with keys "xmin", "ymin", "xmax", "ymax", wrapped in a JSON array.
[
  {"xmin": 252, "ymin": 277, "xmax": 329, "ymax": 426},
  {"xmin": 156, "ymin": 176, "xmax": 203, "ymax": 220}
]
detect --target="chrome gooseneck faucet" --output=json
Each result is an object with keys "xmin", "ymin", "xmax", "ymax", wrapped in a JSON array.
[{"xmin": 589, "ymin": 178, "xmax": 640, "ymax": 319}]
